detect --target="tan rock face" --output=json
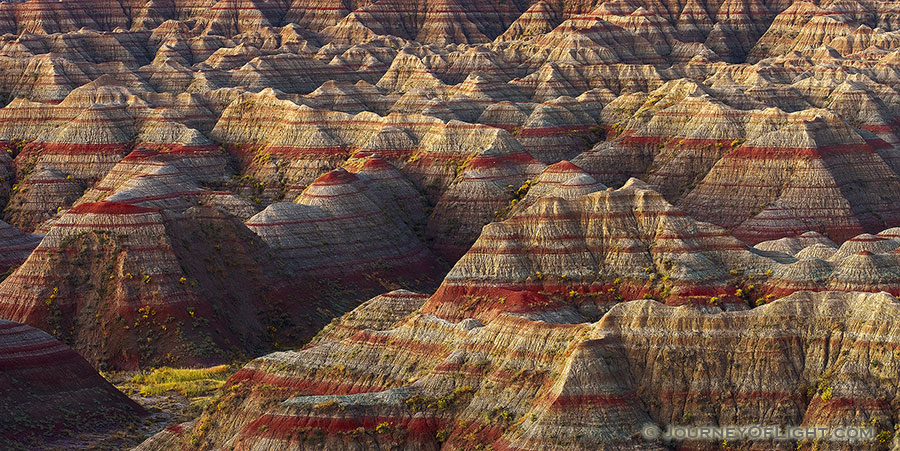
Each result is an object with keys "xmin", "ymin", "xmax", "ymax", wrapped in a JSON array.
[
  {"xmin": 0, "ymin": 192, "xmax": 444, "ymax": 369},
  {"xmin": 153, "ymin": 289, "xmax": 900, "ymax": 450},
  {"xmin": 2, "ymin": 0, "xmax": 900, "ymax": 447},
  {"xmin": 144, "ymin": 176, "xmax": 900, "ymax": 449},
  {"xmin": 0, "ymin": 1, "xmax": 894, "ymax": 255}
]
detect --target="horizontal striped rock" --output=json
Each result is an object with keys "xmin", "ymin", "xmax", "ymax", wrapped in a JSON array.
[
  {"xmin": 4, "ymin": 1, "xmax": 900, "ymax": 447},
  {"xmin": 0, "ymin": 78, "xmax": 222, "ymax": 187},
  {"xmin": 681, "ymin": 111, "xmax": 900, "ymax": 244},
  {"xmin": 754, "ymin": 230, "xmax": 837, "ymax": 256},
  {"xmin": 509, "ymin": 160, "xmax": 607, "ymax": 215},
  {"xmin": 319, "ymin": 0, "xmax": 523, "ymax": 46},
  {"xmin": 210, "ymin": 91, "xmax": 540, "ymax": 196},
  {"xmin": 308, "ymin": 289, "xmax": 428, "ymax": 344},
  {"xmin": 303, "ymin": 80, "xmax": 397, "ymax": 115},
  {"xmin": 75, "ymin": 148, "xmax": 250, "ymax": 217},
  {"xmin": 143, "ymin": 289, "xmax": 900, "ymax": 450},
  {"xmin": 0, "ymin": 0, "xmax": 809, "ymax": 57},
  {"xmin": 342, "ymin": 153, "xmax": 428, "ymax": 229},
  {"xmin": 428, "ymin": 162, "xmax": 900, "ymax": 314},
  {"xmin": 0, "ymin": 2, "xmax": 892, "ymax": 265},
  {"xmin": 210, "ymin": 90, "xmax": 553, "ymax": 258},
  {"xmin": 0, "ymin": 219, "xmax": 41, "ymax": 274},
  {"xmin": 202, "ymin": 42, "xmax": 263, "ymax": 70},
  {"xmin": 514, "ymin": 98, "xmax": 605, "ymax": 163},
  {"xmin": 497, "ymin": 0, "xmax": 562, "ymax": 42},
  {"xmin": 0, "ymin": 200, "xmax": 333, "ymax": 370},
  {"xmin": 426, "ymin": 173, "xmax": 900, "ymax": 318},
  {"xmin": 426, "ymin": 178, "xmax": 777, "ymax": 319},
  {"xmin": 755, "ymin": 229, "xmax": 900, "ymax": 298},
  {"xmin": 245, "ymin": 163, "xmax": 442, "ymax": 283},
  {"xmin": 748, "ymin": 1, "xmax": 900, "ymax": 61},
  {"xmin": 198, "ymin": 0, "xmax": 275, "ymax": 37},
  {"xmin": 426, "ymin": 147, "xmax": 544, "ymax": 261},
  {"xmin": 3, "ymin": 167, "xmax": 83, "ymax": 231},
  {"xmin": 578, "ymin": 76, "xmax": 900, "ymax": 245},
  {"xmin": 0, "ymin": 318, "xmax": 143, "ymax": 446},
  {"xmin": 115, "ymin": 146, "xmax": 229, "ymax": 184},
  {"xmin": 10, "ymin": 103, "xmax": 135, "ymax": 181}
]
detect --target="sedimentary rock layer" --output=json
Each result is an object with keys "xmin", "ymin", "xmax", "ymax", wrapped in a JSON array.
[
  {"xmin": 2, "ymin": 2, "xmax": 900, "ymax": 447},
  {"xmin": 0, "ymin": 318, "xmax": 143, "ymax": 446},
  {"xmin": 144, "ymin": 289, "xmax": 900, "ymax": 450}
]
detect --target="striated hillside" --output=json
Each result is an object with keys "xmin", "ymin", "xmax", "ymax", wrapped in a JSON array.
[
  {"xmin": 142, "ymin": 289, "xmax": 900, "ymax": 450},
  {"xmin": 141, "ymin": 181, "xmax": 900, "ymax": 450},
  {"xmin": 0, "ymin": 318, "xmax": 145, "ymax": 447},
  {"xmin": 0, "ymin": 0, "xmax": 897, "ymax": 449}
]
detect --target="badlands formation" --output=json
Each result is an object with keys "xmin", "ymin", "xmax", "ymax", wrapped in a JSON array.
[{"xmin": 0, "ymin": 0, "xmax": 897, "ymax": 449}]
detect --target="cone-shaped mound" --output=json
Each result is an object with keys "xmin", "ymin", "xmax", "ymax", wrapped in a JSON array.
[{"xmin": 0, "ymin": 319, "xmax": 144, "ymax": 446}]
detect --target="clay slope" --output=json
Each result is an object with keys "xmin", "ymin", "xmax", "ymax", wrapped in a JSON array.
[
  {"xmin": 0, "ymin": 200, "xmax": 302, "ymax": 369},
  {"xmin": 0, "ymin": 148, "xmax": 446, "ymax": 370},
  {"xmin": 246, "ymin": 162, "xmax": 441, "ymax": 284},
  {"xmin": 427, "ymin": 177, "xmax": 777, "ymax": 319},
  {"xmin": 427, "ymin": 179, "xmax": 900, "ymax": 319},
  {"xmin": 0, "ymin": 0, "xmax": 894, "ymax": 260},
  {"xmin": 0, "ymin": 318, "xmax": 144, "ymax": 447},
  {"xmin": 1, "ymin": 0, "xmax": 900, "ymax": 448},
  {"xmin": 139, "ymin": 179, "xmax": 900, "ymax": 449},
  {"xmin": 141, "ymin": 288, "xmax": 900, "ymax": 450},
  {"xmin": 585, "ymin": 76, "xmax": 900, "ymax": 244},
  {"xmin": 0, "ymin": 219, "xmax": 40, "ymax": 274},
  {"xmin": 0, "ymin": 0, "xmax": 892, "ymax": 256}
]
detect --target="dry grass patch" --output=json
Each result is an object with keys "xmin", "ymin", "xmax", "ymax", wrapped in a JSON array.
[{"xmin": 119, "ymin": 365, "xmax": 234, "ymax": 412}]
